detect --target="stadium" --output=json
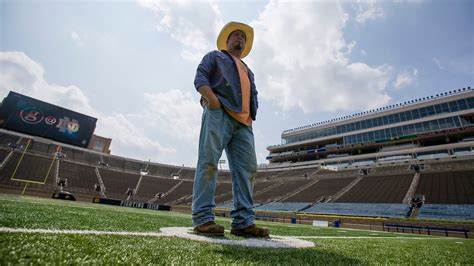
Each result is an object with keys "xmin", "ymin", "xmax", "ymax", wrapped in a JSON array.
[{"xmin": 0, "ymin": 87, "xmax": 473, "ymax": 264}]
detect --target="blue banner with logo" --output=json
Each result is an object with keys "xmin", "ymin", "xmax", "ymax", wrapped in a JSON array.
[{"xmin": 0, "ymin": 91, "xmax": 97, "ymax": 148}]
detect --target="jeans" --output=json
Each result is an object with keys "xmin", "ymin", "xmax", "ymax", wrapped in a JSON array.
[{"xmin": 192, "ymin": 106, "xmax": 257, "ymax": 229}]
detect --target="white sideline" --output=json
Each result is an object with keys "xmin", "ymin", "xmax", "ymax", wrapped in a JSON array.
[
  {"xmin": 0, "ymin": 227, "xmax": 461, "ymax": 247},
  {"xmin": 0, "ymin": 227, "xmax": 314, "ymax": 248},
  {"xmin": 297, "ymin": 236, "xmax": 453, "ymax": 240},
  {"xmin": 0, "ymin": 227, "xmax": 165, "ymax": 237}
]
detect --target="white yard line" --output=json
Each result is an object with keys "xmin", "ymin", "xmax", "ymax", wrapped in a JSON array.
[
  {"xmin": 0, "ymin": 227, "xmax": 165, "ymax": 237},
  {"xmin": 296, "ymin": 236, "xmax": 452, "ymax": 240},
  {"xmin": 0, "ymin": 227, "xmax": 465, "ymax": 246},
  {"xmin": 0, "ymin": 227, "xmax": 314, "ymax": 248}
]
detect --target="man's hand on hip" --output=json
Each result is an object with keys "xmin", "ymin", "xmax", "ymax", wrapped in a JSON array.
[
  {"xmin": 207, "ymin": 96, "xmax": 222, "ymax": 109},
  {"xmin": 198, "ymin": 85, "xmax": 222, "ymax": 109}
]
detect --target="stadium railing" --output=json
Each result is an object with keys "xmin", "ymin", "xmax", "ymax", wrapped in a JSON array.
[{"xmin": 383, "ymin": 223, "xmax": 470, "ymax": 238}]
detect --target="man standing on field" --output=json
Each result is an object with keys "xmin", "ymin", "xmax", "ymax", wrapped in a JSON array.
[{"xmin": 192, "ymin": 21, "xmax": 269, "ymax": 238}]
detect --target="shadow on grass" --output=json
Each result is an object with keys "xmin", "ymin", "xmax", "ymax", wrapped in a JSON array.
[
  {"xmin": 214, "ymin": 242, "xmax": 360, "ymax": 264},
  {"xmin": 189, "ymin": 231, "xmax": 248, "ymax": 241}
]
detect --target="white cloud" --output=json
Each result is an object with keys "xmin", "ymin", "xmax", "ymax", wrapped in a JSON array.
[
  {"xmin": 394, "ymin": 0, "xmax": 424, "ymax": 3},
  {"xmin": 95, "ymin": 113, "xmax": 176, "ymax": 162},
  {"xmin": 70, "ymin": 31, "xmax": 79, "ymax": 40},
  {"xmin": 250, "ymin": 1, "xmax": 392, "ymax": 112},
  {"xmin": 0, "ymin": 51, "xmax": 179, "ymax": 164},
  {"xmin": 433, "ymin": 57, "xmax": 444, "ymax": 70},
  {"xmin": 142, "ymin": 90, "xmax": 202, "ymax": 144},
  {"xmin": 393, "ymin": 68, "xmax": 418, "ymax": 90},
  {"xmin": 138, "ymin": 0, "xmax": 223, "ymax": 62},
  {"xmin": 139, "ymin": 1, "xmax": 392, "ymax": 113},
  {"xmin": 353, "ymin": 0, "xmax": 385, "ymax": 24},
  {"xmin": 0, "ymin": 51, "xmax": 95, "ymax": 116},
  {"xmin": 69, "ymin": 31, "xmax": 86, "ymax": 46}
]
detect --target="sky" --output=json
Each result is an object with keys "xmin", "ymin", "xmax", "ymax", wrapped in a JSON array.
[{"xmin": 1, "ymin": 0, "xmax": 473, "ymax": 169}]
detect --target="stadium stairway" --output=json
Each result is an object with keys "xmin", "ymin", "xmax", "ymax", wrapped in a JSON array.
[
  {"xmin": 169, "ymin": 194, "xmax": 193, "ymax": 205},
  {"xmin": 155, "ymin": 180, "xmax": 193, "ymax": 205},
  {"xmin": 57, "ymin": 160, "xmax": 102, "ymax": 198},
  {"xmin": 403, "ymin": 172, "xmax": 420, "ymax": 204},
  {"xmin": 98, "ymin": 168, "xmax": 141, "ymax": 200},
  {"xmin": 150, "ymin": 180, "xmax": 183, "ymax": 203},
  {"xmin": 0, "ymin": 149, "xmax": 13, "ymax": 168},
  {"xmin": 95, "ymin": 167, "xmax": 107, "ymax": 198},
  {"xmin": 278, "ymin": 178, "xmax": 320, "ymax": 202},
  {"xmin": 251, "ymin": 180, "xmax": 286, "ymax": 200},
  {"xmin": 210, "ymin": 182, "xmax": 233, "ymax": 204},
  {"xmin": 407, "ymin": 205, "xmax": 421, "ymax": 218},
  {"xmin": 214, "ymin": 190, "xmax": 233, "ymax": 204},
  {"xmin": 329, "ymin": 175, "xmax": 363, "ymax": 202},
  {"xmin": 282, "ymin": 177, "xmax": 356, "ymax": 203},
  {"xmin": 131, "ymin": 174, "xmax": 145, "ymax": 200},
  {"xmin": 131, "ymin": 175, "xmax": 180, "ymax": 202}
]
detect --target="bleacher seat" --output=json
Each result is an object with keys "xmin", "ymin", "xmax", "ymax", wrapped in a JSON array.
[
  {"xmin": 147, "ymin": 164, "xmax": 179, "ymax": 177},
  {"xmin": 99, "ymin": 168, "xmax": 140, "ymax": 200},
  {"xmin": 351, "ymin": 160, "xmax": 375, "ymax": 167},
  {"xmin": 304, "ymin": 203, "xmax": 410, "ymax": 218},
  {"xmin": 155, "ymin": 180, "xmax": 193, "ymax": 204},
  {"xmin": 0, "ymin": 133, "xmax": 19, "ymax": 146},
  {"xmin": 253, "ymin": 202, "xmax": 311, "ymax": 212},
  {"xmin": 253, "ymin": 179, "xmax": 309, "ymax": 203},
  {"xmin": 0, "ymin": 129, "xmax": 472, "ymax": 215},
  {"xmin": 215, "ymin": 182, "xmax": 232, "ymax": 197},
  {"xmin": 0, "ymin": 149, "xmax": 10, "ymax": 162},
  {"xmin": 453, "ymin": 150, "xmax": 474, "ymax": 157},
  {"xmin": 415, "ymin": 171, "xmax": 474, "ymax": 204},
  {"xmin": 283, "ymin": 177, "xmax": 355, "ymax": 203},
  {"xmin": 0, "ymin": 152, "xmax": 56, "ymax": 192},
  {"xmin": 132, "ymin": 176, "xmax": 180, "ymax": 202},
  {"xmin": 335, "ymin": 174, "xmax": 414, "ymax": 203},
  {"xmin": 59, "ymin": 161, "xmax": 99, "ymax": 195},
  {"xmin": 418, "ymin": 204, "xmax": 474, "ymax": 221},
  {"xmin": 216, "ymin": 203, "xmax": 234, "ymax": 209},
  {"xmin": 417, "ymin": 152, "xmax": 450, "ymax": 160}
]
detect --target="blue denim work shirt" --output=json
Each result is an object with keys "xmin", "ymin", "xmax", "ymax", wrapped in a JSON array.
[{"xmin": 194, "ymin": 50, "xmax": 259, "ymax": 121}]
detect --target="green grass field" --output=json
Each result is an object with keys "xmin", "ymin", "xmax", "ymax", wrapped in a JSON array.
[{"xmin": 0, "ymin": 193, "xmax": 473, "ymax": 265}]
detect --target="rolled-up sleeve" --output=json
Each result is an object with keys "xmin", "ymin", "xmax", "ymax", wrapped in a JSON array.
[{"xmin": 194, "ymin": 51, "xmax": 216, "ymax": 91}]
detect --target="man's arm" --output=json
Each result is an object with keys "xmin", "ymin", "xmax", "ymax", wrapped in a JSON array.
[
  {"xmin": 194, "ymin": 51, "xmax": 221, "ymax": 109},
  {"xmin": 198, "ymin": 85, "xmax": 221, "ymax": 109}
]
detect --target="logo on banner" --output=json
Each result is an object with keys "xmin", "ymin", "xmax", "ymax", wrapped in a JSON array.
[
  {"xmin": 20, "ymin": 107, "xmax": 44, "ymax": 124},
  {"xmin": 45, "ymin": 116, "xmax": 57, "ymax": 125},
  {"xmin": 57, "ymin": 117, "xmax": 80, "ymax": 134}
]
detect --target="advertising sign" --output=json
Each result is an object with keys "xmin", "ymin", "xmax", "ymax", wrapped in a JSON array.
[{"xmin": 0, "ymin": 91, "xmax": 97, "ymax": 147}]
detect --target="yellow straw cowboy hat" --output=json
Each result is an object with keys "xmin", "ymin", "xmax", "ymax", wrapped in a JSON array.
[{"xmin": 217, "ymin": 21, "xmax": 254, "ymax": 59}]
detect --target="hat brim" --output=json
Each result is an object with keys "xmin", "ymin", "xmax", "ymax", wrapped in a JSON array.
[{"xmin": 217, "ymin": 22, "xmax": 254, "ymax": 59}]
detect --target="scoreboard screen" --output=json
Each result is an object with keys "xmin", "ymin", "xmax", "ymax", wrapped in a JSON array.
[{"xmin": 0, "ymin": 91, "xmax": 97, "ymax": 148}]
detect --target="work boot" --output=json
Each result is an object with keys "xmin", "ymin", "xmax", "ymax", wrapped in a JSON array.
[
  {"xmin": 193, "ymin": 221, "xmax": 225, "ymax": 236},
  {"xmin": 230, "ymin": 224, "xmax": 270, "ymax": 238}
]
